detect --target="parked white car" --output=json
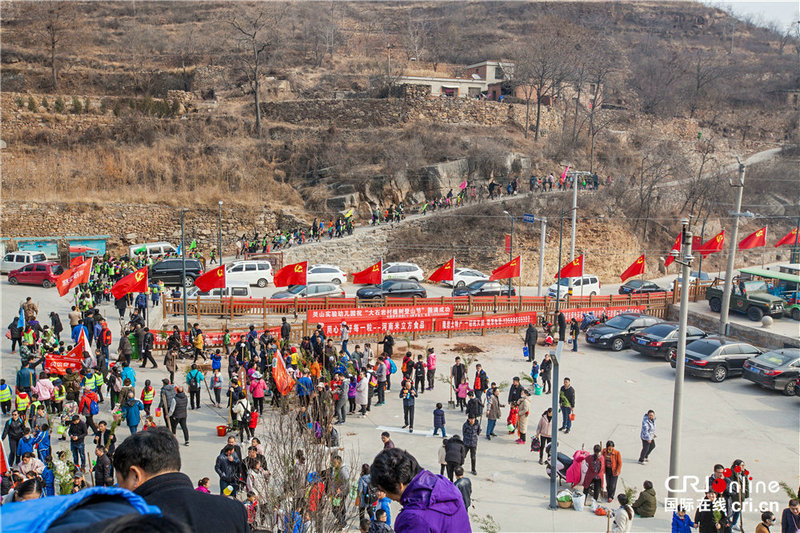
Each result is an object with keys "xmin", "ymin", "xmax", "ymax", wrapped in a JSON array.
[
  {"xmin": 128, "ymin": 241, "xmax": 178, "ymax": 259},
  {"xmin": 547, "ymin": 274, "xmax": 601, "ymax": 299},
  {"xmin": 307, "ymin": 264, "xmax": 347, "ymax": 285},
  {"xmin": 226, "ymin": 260, "xmax": 274, "ymax": 287},
  {"xmin": 271, "ymin": 283, "xmax": 345, "ymax": 299},
  {"xmin": 383, "ymin": 262, "xmax": 425, "ymax": 281},
  {"xmin": 185, "ymin": 281, "xmax": 252, "ymax": 299},
  {"xmin": 442, "ymin": 267, "xmax": 489, "ymax": 288},
  {"xmin": 1, "ymin": 251, "xmax": 48, "ymax": 274}
]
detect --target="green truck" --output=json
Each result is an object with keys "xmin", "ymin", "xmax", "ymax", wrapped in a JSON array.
[{"xmin": 706, "ymin": 278, "xmax": 787, "ymax": 321}]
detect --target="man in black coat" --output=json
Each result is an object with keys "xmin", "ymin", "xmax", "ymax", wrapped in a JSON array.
[
  {"xmin": 507, "ymin": 376, "xmax": 523, "ymax": 404},
  {"xmin": 450, "ymin": 357, "xmax": 466, "ymax": 391},
  {"xmin": 524, "ymin": 323, "xmax": 538, "ymax": 361},
  {"xmin": 114, "ymin": 427, "xmax": 248, "ymax": 533},
  {"xmin": 93, "ymin": 445, "xmax": 113, "ymax": 486},
  {"xmin": 169, "ymin": 387, "xmax": 190, "ymax": 445},
  {"xmin": 444, "ymin": 434, "xmax": 466, "ymax": 482},
  {"xmin": 557, "ymin": 311, "xmax": 567, "ymax": 342}
]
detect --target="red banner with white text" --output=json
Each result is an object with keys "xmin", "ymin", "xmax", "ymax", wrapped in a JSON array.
[
  {"xmin": 45, "ymin": 353, "xmax": 83, "ymax": 375},
  {"xmin": 318, "ymin": 317, "xmax": 436, "ymax": 337},
  {"xmin": 435, "ymin": 312, "xmax": 538, "ymax": 332},
  {"xmin": 308, "ymin": 305, "xmax": 453, "ymax": 322},
  {"xmin": 557, "ymin": 305, "xmax": 646, "ymax": 322}
]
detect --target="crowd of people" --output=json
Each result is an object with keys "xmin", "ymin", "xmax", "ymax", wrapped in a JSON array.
[{"xmin": 3, "ymin": 275, "xmax": 798, "ymax": 533}]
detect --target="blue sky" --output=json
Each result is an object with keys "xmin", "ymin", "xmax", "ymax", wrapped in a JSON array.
[{"xmin": 705, "ymin": 0, "xmax": 800, "ymax": 30}]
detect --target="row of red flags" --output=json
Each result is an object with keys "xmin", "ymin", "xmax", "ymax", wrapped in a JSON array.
[{"xmin": 54, "ymin": 226, "xmax": 798, "ymax": 298}]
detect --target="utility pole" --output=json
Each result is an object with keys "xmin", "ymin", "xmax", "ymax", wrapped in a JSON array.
[
  {"xmin": 719, "ymin": 161, "xmax": 745, "ymax": 335},
  {"xmin": 549, "ymin": 209, "xmax": 565, "ymax": 510},
  {"xmin": 668, "ymin": 219, "xmax": 694, "ymax": 499},
  {"xmin": 538, "ymin": 217, "xmax": 547, "ymax": 296},
  {"xmin": 218, "ymin": 201, "xmax": 223, "ymax": 263},
  {"xmin": 569, "ymin": 170, "xmax": 578, "ymax": 295},
  {"xmin": 181, "ymin": 208, "xmax": 188, "ymax": 333}
]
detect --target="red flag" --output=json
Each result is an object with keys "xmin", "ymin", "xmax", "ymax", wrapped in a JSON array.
[
  {"xmin": 560, "ymin": 164, "xmax": 570, "ymax": 183},
  {"xmin": 0, "ymin": 444, "xmax": 8, "ymax": 477},
  {"xmin": 272, "ymin": 348, "xmax": 296, "ymax": 395},
  {"xmin": 557, "ymin": 255, "xmax": 584, "ymax": 279},
  {"xmin": 664, "ymin": 234, "xmax": 681, "ymax": 267},
  {"xmin": 273, "ymin": 261, "xmax": 307, "ymax": 287},
  {"xmin": 110, "ymin": 267, "xmax": 148, "ymax": 299},
  {"xmin": 45, "ymin": 339, "xmax": 85, "ymax": 375},
  {"xmin": 194, "ymin": 265, "xmax": 226, "ymax": 292},
  {"xmin": 620, "ymin": 254, "xmax": 646, "ymax": 282},
  {"xmin": 504, "ymin": 234, "xmax": 512, "ymax": 254},
  {"xmin": 775, "ymin": 228, "xmax": 799, "ymax": 247},
  {"xmin": 489, "ymin": 256, "xmax": 520, "ymax": 280},
  {"xmin": 695, "ymin": 230, "xmax": 725, "ymax": 258},
  {"xmin": 352, "ymin": 261, "xmax": 382, "ymax": 285},
  {"xmin": 429, "ymin": 258, "xmax": 455, "ymax": 283},
  {"xmin": 70, "ymin": 255, "xmax": 85, "ymax": 268},
  {"xmin": 738, "ymin": 227, "xmax": 767, "ymax": 250},
  {"xmin": 56, "ymin": 258, "xmax": 93, "ymax": 297}
]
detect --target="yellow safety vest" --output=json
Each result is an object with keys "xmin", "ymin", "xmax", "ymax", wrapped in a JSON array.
[
  {"xmin": 94, "ymin": 373, "xmax": 104, "ymax": 387},
  {"xmin": 30, "ymin": 400, "xmax": 42, "ymax": 413},
  {"xmin": 0, "ymin": 385, "xmax": 11, "ymax": 402},
  {"xmin": 22, "ymin": 330, "xmax": 34, "ymax": 345},
  {"xmin": 84, "ymin": 375, "xmax": 96, "ymax": 390},
  {"xmin": 143, "ymin": 387, "xmax": 154, "ymax": 403},
  {"xmin": 16, "ymin": 395, "xmax": 30, "ymax": 411},
  {"xmin": 54, "ymin": 387, "xmax": 66, "ymax": 402}
]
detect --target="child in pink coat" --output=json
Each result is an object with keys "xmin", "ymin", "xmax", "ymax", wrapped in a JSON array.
[{"xmin": 455, "ymin": 378, "xmax": 470, "ymax": 412}]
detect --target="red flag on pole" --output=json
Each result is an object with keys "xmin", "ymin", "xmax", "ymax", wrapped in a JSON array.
[
  {"xmin": 774, "ymin": 228, "xmax": 798, "ymax": 247},
  {"xmin": 504, "ymin": 234, "xmax": 512, "ymax": 254},
  {"xmin": 664, "ymin": 234, "xmax": 681, "ymax": 267},
  {"xmin": 273, "ymin": 261, "xmax": 308, "ymax": 287},
  {"xmin": 56, "ymin": 258, "xmax": 93, "ymax": 297},
  {"xmin": 194, "ymin": 265, "xmax": 226, "ymax": 292},
  {"xmin": 69, "ymin": 255, "xmax": 85, "ymax": 268},
  {"xmin": 352, "ymin": 261, "xmax": 382, "ymax": 285},
  {"xmin": 110, "ymin": 267, "xmax": 148, "ymax": 299},
  {"xmin": 556, "ymin": 255, "xmax": 584, "ymax": 279},
  {"xmin": 489, "ymin": 256, "xmax": 521, "ymax": 281},
  {"xmin": 620, "ymin": 254, "xmax": 646, "ymax": 282},
  {"xmin": 272, "ymin": 348, "xmax": 296, "ymax": 395},
  {"xmin": 695, "ymin": 230, "xmax": 725, "ymax": 258},
  {"xmin": 429, "ymin": 258, "xmax": 455, "ymax": 283},
  {"xmin": 0, "ymin": 444, "xmax": 9, "ymax": 477},
  {"xmin": 738, "ymin": 227, "xmax": 767, "ymax": 250}
]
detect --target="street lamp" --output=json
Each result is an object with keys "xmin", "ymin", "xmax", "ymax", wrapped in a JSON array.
[
  {"xmin": 668, "ymin": 218, "xmax": 694, "ymax": 499},
  {"xmin": 503, "ymin": 210, "xmax": 514, "ymax": 297},
  {"xmin": 181, "ymin": 208, "xmax": 188, "ymax": 333},
  {"xmin": 549, "ymin": 208, "xmax": 566, "ymax": 510},
  {"xmin": 218, "ymin": 201, "xmax": 223, "ymax": 265}
]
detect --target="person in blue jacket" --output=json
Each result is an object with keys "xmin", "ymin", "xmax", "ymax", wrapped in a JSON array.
[
  {"xmin": 672, "ymin": 506, "xmax": 695, "ymax": 533},
  {"xmin": 120, "ymin": 391, "xmax": 144, "ymax": 434}
]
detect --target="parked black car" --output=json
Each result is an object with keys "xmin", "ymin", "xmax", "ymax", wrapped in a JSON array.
[
  {"xmin": 585, "ymin": 313, "xmax": 663, "ymax": 351},
  {"xmin": 742, "ymin": 348, "xmax": 800, "ymax": 395},
  {"xmin": 453, "ymin": 280, "xmax": 516, "ymax": 297},
  {"xmin": 669, "ymin": 337, "xmax": 762, "ymax": 382},
  {"xmin": 356, "ymin": 279, "xmax": 427, "ymax": 299},
  {"xmin": 630, "ymin": 323, "xmax": 708, "ymax": 361},
  {"xmin": 618, "ymin": 279, "xmax": 667, "ymax": 295},
  {"xmin": 148, "ymin": 259, "xmax": 203, "ymax": 287}
]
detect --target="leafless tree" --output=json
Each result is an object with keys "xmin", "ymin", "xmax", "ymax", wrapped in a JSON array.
[
  {"xmin": 633, "ymin": 140, "xmax": 688, "ymax": 240},
  {"xmin": 230, "ymin": 6, "xmax": 286, "ymax": 138},
  {"xmin": 401, "ymin": 15, "xmax": 427, "ymax": 62},
  {"xmin": 512, "ymin": 31, "xmax": 575, "ymax": 140},
  {"xmin": 629, "ymin": 49, "xmax": 686, "ymax": 116},
  {"xmin": 685, "ymin": 51, "xmax": 726, "ymax": 118},
  {"xmin": 30, "ymin": 1, "xmax": 76, "ymax": 90},
  {"xmin": 680, "ymin": 140, "xmax": 719, "ymax": 218}
]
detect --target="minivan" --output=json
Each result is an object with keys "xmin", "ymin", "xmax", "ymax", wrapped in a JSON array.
[
  {"xmin": 1, "ymin": 251, "xmax": 49, "ymax": 274},
  {"xmin": 227, "ymin": 261, "xmax": 274, "ymax": 287},
  {"xmin": 185, "ymin": 281, "xmax": 253, "ymax": 299},
  {"xmin": 129, "ymin": 242, "xmax": 178, "ymax": 259},
  {"xmin": 547, "ymin": 274, "xmax": 601, "ymax": 299}
]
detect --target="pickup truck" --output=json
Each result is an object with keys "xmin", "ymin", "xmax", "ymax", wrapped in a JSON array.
[{"xmin": 706, "ymin": 279, "xmax": 786, "ymax": 321}]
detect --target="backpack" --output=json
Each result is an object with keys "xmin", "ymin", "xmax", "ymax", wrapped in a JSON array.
[
  {"xmin": 89, "ymin": 399, "xmax": 99, "ymax": 416},
  {"xmin": 388, "ymin": 360, "xmax": 397, "ymax": 374},
  {"xmin": 188, "ymin": 372, "xmax": 200, "ymax": 392}
]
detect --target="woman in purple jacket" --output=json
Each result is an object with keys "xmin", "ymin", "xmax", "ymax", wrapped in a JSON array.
[{"xmin": 370, "ymin": 448, "xmax": 471, "ymax": 533}]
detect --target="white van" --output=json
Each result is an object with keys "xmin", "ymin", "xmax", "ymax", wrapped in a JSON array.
[
  {"xmin": 185, "ymin": 281, "xmax": 252, "ymax": 299},
  {"xmin": 547, "ymin": 274, "xmax": 601, "ymax": 299},
  {"xmin": 1, "ymin": 251, "xmax": 48, "ymax": 274},
  {"xmin": 128, "ymin": 242, "xmax": 178, "ymax": 259},
  {"xmin": 226, "ymin": 260, "xmax": 274, "ymax": 287}
]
